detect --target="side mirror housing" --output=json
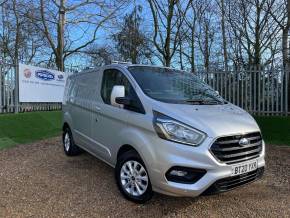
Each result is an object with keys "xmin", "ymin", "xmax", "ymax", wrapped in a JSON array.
[{"xmin": 111, "ymin": 85, "xmax": 125, "ymax": 107}]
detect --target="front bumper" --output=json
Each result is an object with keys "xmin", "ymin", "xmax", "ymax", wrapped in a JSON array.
[
  {"xmin": 203, "ymin": 166, "xmax": 264, "ymax": 195},
  {"xmin": 145, "ymin": 136, "xmax": 266, "ymax": 197}
]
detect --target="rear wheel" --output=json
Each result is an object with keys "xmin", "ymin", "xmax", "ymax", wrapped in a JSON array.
[
  {"xmin": 63, "ymin": 127, "xmax": 82, "ymax": 156},
  {"xmin": 115, "ymin": 150, "xmax": 153, "ymax": 203}
]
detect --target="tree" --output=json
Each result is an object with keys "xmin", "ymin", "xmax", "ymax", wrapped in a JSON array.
[
  {"xmin": 26, "ymin": 0, "xmax": 127, "ymax": 71},
  {"xmin": 86, "ymin": 45, "xmax": 116, "ymax": 66},
  {"xmin": 147, "ymin": 0, "xmax": 192, "ymax": 67},
  {"xmin": 227, "ymin": 0, "xmax": 281, "ymax": 67},
  {"xmin": 0, "ymin": 0, "xmax": 45, "ymax": 64},
  {"xmin": 217, "ymin": 0, "xmax": 228, "ymax": 70},
  {"xmin": 267, "ymin": 0, "xmax": 289, "ymax": 68},
  {"xmin": 113, "ymin": 5, "xmax": 152, "ymax": 64},
  {"xmin": 183, "ymin": 1, "xmax": 198, "ymax": 72},
  {"xmin": 196, "ymin": 0, "xmax": 217, "ymax": 71}
]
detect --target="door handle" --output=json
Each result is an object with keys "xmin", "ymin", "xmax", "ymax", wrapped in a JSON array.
[{"xmin": 95, "ymin": 106, "xmax": 101, "ymax": 112}]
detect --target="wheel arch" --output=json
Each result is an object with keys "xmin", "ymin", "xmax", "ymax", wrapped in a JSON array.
[
  {"xmin": 117, "ymin": 144, "xmax": 139, "ymax": 160},
  {"xmin": 62, "ymin": 122, "xmax": 70, "ymax": 131}
]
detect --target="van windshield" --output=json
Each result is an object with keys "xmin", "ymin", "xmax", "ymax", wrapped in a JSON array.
[{"xmin": 128, "ymin": 66, "xmax": 226, "ymax": 105}]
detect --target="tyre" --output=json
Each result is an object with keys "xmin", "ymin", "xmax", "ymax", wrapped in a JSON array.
[
  {"xmin": 63, "ymin": 127, "xmax": 82, "ymax": 156},
  {"xmin": 115, "ymin": 150, "xmax": 153, "ymax": 203}
]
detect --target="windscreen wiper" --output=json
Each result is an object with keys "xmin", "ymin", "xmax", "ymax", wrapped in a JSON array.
[
  {"xmin": 185, "ymin": 99, "xmax": 224, "ymax": 105},
  {"xmin": 185, "ymin": 99, "xmax": 205, "ymax": 104}
]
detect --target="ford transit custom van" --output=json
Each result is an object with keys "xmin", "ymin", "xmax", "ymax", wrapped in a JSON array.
[{"xmin": 62, "ymin": 63, "xmax": 265, "ymax": 203}]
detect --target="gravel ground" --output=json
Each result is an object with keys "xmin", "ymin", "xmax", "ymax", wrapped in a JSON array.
[{"xmin": 0, "ymin": 137, "xmax": 289, "ymax": 218}]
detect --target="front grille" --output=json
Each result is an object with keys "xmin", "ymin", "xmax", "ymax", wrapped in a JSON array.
[
  {"xmin": 210, "ymin": 132, "xmax": 263, "ymax": 164},
  {"xmin": 203, "ymin": 167, "xmax": 264, "ymax": 195}
]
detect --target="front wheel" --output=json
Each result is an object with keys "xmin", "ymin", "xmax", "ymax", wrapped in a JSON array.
[{"xmin": 115, "ymin": 150, "xmax": 153, "ymax": 203}]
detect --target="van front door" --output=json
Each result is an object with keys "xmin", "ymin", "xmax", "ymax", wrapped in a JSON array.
[{"xmin": 91, "ymin": 68, "xmax": 144, "ymax": 164}]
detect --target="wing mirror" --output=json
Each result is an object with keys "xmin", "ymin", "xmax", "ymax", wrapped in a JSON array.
[
  {"xmin": 111, "ymin": 85, "xmax": 125, "ymax": 107},
  {"xmin": 111, "ymin": 85, "xmax": 144, "ymax": 113}
]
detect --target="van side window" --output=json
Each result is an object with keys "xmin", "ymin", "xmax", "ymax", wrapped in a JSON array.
[
  {"xmin": 63, "ymin": 78, "xmax": 72, "ymax": 103},
  {"xmin": 101, "ymin": 69, "xmax": 145, "ymax": 114},
  {"xmin": 70, "ymin": 81, "xmax": 78, "ymax": 99}
]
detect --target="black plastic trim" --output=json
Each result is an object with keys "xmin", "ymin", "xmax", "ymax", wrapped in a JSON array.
[{"xmin": 165, "ymin": 166, "xmax": 207, "ymax": 184}]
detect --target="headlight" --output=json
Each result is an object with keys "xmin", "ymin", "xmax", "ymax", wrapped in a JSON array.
[{"xmin": 153, "ymin": 111, "xmax": 206, "ymax": 146}]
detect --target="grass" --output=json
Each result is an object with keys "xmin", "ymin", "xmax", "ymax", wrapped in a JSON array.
[
  {"xmin": 254, "ymin": 116, "xmax": 290, "ymax": 146},
  {"xmin": 0, "ymin": 111, "xmax": 289, "ymax": 150},
  {"xmin": 0, "ymin": 111, "xmax": 61, "ymax": 150}
]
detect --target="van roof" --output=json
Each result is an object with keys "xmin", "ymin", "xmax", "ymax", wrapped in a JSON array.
[
  {"xmin": 110, "ymin": 63, "xmax": 174, "ymax": 69},
  {"xmin": 68, "ymin": 64, "xmax": 178, "ymax": 78}
]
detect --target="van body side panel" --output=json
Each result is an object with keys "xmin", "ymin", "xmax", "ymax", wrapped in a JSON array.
[
  {"xmin": 63, "ymin": 71, "xmax": 100, "ymax": 151},
  {"xmin": 91, "ymin": 103, "xmax": 128, "ymax": 164}
]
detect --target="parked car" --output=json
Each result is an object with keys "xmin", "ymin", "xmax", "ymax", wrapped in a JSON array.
[{"xmin": 62, "ymin": 63, "xmax": 265, "ymax": 203}]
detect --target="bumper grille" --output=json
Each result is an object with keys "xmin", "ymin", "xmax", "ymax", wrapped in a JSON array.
[
  {"xmin": 203, "ymin": 167, "xmax": 264, "ymax": 195},
  {"xmin": 210, "ymin": 132, "xmax": 263, "ymax": 164}
]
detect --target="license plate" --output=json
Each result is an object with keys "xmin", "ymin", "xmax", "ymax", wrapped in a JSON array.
[{"xmin": 231, "ymin": 159, "xmax": 258, "ymax": 176}]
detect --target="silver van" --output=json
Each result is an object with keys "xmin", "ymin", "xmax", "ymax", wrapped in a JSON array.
[{"xmin": 62, "ymin": 64, "xmax": 265, "ymax": 203}]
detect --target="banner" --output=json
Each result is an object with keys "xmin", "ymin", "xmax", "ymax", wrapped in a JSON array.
[{"xmin": 19, "ymin": 64, "xmax": 67, "ymax": 102}]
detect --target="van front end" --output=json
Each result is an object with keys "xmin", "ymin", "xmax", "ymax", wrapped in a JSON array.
[
  {"xmin": 145, "ymin": 131, "xmax": 265, "ymax": 197},
  {"xmin": 140, "ymin": 107, "xmax": 266, "ymax": 197}
]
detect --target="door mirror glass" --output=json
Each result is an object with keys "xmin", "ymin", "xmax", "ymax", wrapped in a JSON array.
[{"xmin": 111, "ymin": 85, "xmax": 125, "ymax": 107}]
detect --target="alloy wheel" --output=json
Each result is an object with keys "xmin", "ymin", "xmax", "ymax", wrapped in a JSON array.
[{"xmin": 120, "ymin": 160, "xmax": 149, "ymax": 196}]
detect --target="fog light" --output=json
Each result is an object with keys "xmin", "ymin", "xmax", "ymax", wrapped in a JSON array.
[
  {"xmin": 170, "ymin": 170, "xmax": 188, "ymax": 177},
  {"xmin": 166, "ymin": 166, "xmax": 206, "ymax": 184}
]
